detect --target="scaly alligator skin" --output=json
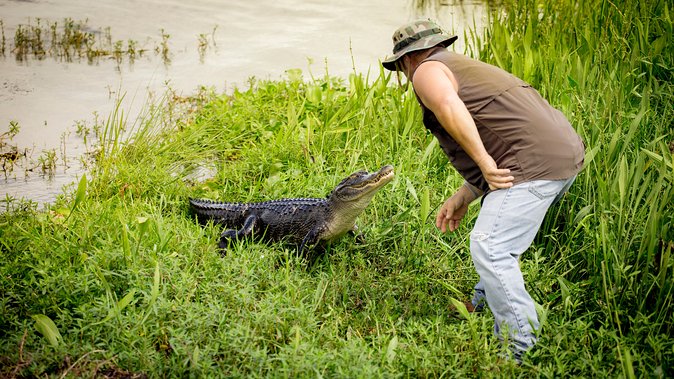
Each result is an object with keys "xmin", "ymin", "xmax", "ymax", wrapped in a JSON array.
[{"xmin": 190, "ymin": 165, "xmax": 394, "ymax": 252}]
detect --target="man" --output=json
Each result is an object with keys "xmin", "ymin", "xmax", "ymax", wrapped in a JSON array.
[{"xmin": 382, "ymin": 19, "xmax": 584, "ymax": 360}]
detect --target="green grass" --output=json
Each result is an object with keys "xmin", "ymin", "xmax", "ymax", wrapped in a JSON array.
[{"xmin": 1, "ymin": 0, "xmax": 672, "ymax": 377}]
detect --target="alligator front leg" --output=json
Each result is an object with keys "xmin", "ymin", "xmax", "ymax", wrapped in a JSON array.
[
  {"xmin": 298, "ymin": 227, "xmax": 324, "ymax": 255},
  {"xmin": 349, "ymin": 224, "xmax": 366, "ymax": 244},
  {"xmin": 218, "ymin": 214, "xmax": 258, "ymax": 250}
]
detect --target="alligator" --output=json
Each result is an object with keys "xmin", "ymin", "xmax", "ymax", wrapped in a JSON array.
[{"xmin": 189, "ymin": 165, "xmax": 394, "ymax": 253}]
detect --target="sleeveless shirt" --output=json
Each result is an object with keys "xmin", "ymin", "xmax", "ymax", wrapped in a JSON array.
[{"xmin": 417, "ymin": 49, "xmax": 585, "ymax": 192}]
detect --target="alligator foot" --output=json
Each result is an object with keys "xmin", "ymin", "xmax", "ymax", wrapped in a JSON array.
[
  {"xmin": 217, "ymin": 215, "xmax": 258, "ymax": 254},
  {"xmin": 218, "ymin": 232, "xmax": 235, "ymax": 255},
  {"xmin": 351, "ymin": 231, "xmax": 367, "ymax": 245}
]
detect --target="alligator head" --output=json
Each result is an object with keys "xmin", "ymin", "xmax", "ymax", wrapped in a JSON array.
[{"xmin": 328, "ymin": 164, "xmax": 395, "ymax": 213}]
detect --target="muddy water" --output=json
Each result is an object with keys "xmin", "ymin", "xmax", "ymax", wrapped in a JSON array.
[{"xmin": 0, "ymin": 0, "xmax": 487, "ymax": 205}]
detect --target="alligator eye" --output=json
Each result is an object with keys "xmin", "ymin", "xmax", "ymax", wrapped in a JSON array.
[{"xmin": 347, "ymin": 171, "xmax": 367, "ymax": 179}]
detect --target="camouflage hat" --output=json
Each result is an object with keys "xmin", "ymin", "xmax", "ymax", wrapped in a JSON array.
[{"xmin": 382, "ymin": 19, "xmax": 457, "ymax": 71}]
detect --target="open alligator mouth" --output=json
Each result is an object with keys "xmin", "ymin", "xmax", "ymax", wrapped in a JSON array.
[
  {"xmin": 359, "ymin": 165, "xmax": 395, "ymax": 191},
  {"xmin": 376, "ymin": 165, "xmax": 395, "ymax": 181}
]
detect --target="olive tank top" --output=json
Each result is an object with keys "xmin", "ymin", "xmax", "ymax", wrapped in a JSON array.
[{"xmin": 417, "ymin": 48, "xmax": 585, "ymax": 192}]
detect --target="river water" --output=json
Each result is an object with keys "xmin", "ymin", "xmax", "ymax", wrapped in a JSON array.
[{"xmin": 0, "ymin": 0, "xmax": 487, "ymax": 205}]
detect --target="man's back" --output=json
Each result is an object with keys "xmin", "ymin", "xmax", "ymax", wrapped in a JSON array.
[{"xmin": 417, "ymin": 48, "xmax": 585, "ymax": 191}]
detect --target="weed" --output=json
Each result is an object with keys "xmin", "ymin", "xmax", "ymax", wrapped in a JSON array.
[
  {"xmin": 197, "ymin": 33, "xmax": 208, "ymax": 62},
  {"xmin": 1, "ymin": 121, "xmax": 23, "ymax": 174},
  {"xmin": 2, "ymin": 120, "xmax": 20, "ymax": 140},
  {"xmin": 7, "ymin": 18, "xmax": 159, "ymax": 65},
  {"xmin": 37, "ymin": 149, "xmax": 57, "ymax": 175},
  {"xmin": 74, "ymin": 119, "xmax": 90, "ymax": 144},
  {"xmin": 197, "ymin": 26, "xmax": 218, "ymax": 63},
  {"xmin": 158, "ymin": 28, "xmax": 171, "ymax": 65},
  {"xmin": 1, "ymin": 19, "xmax": 6, "ymax": 56}
]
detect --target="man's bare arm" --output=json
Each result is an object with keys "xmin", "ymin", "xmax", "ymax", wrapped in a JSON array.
[{"xmin": 412, "ymin": 61, "xmax": 514, "ymax": 190}]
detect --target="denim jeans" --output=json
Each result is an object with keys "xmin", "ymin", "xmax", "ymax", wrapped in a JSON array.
[{"xmin": 469, "ymin": 176, "xmax": 576, "ymax": 356}]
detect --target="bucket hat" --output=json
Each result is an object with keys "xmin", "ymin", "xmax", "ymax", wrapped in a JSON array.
[{"xmin": 382, "ymin": 19, "xmax": 457, "ymax": 71}]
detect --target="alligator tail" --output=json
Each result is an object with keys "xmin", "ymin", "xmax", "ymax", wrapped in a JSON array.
[{"xmin": 189, "ymin": 198, "xmax": 246, "ymax": 225}]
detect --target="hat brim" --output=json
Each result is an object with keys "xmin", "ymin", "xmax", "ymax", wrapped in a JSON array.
[{"xmin": 382, "ymin": 34, "xmax": 458, "ymax": 71}]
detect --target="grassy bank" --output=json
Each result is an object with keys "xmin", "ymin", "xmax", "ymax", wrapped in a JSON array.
[{"xmin": 1, "ymin": 0, "xmax": 672, "ymax": 377}]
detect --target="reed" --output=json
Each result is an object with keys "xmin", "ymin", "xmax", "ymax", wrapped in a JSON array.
[
  {"xmin": 1, "ymin": 20, "xmax": 6, "ymax": 56},
  {"xmin": 4, "ymin": 18, "xmax": 170, "ymax": 65}
]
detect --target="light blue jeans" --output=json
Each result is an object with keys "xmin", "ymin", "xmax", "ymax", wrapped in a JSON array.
[{"xmin": 469, "ymin": 177, "xmax": 576, "ymax": 357}]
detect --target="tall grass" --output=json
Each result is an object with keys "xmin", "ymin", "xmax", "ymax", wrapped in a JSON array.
[
  {"xmin": 0, "ymin": 0, "xmax": 672, "ymax": 377},
  {"xmin": 468, "ymin": 0, "xmax": 673, "ymax": 374}
]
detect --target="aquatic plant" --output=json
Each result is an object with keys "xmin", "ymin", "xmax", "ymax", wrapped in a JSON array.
[
  {"xmin": 197, "ymin": 26, "xmax": 218, "ymax": 63},
  {"xmin": 157, "ymin": 28, "xmax": 171, "ymax": 64},
  {"xmin": 36, "ymin": 149, "xmax": 57, "ymax": 175},
  {"xmin": 0, "ymin": 121, "xmax": 23, "ymax": 174},
  {"xmin": 6, "ymin": 18, "xmax": 163, "ymax": 65},
  {"xmin": 1, "ymin": 20, "xmax": 6, "ymax": 56},
  {"xmin": 4, "ymin": 17, "xmax": 220, "ymax": 67}
]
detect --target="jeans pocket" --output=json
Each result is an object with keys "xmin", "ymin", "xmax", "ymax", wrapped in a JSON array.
[{"xmin": 527, "ymin": 180, "xmax": 560, "ymax": 200}]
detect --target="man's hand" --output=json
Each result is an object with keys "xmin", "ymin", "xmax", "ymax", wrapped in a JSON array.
[
  {"xmin": 475, "ymin": 154, "xmax": 514, "ymax": 190},
  {"xmin": 436, "ymin": 191, "xmax": 470, "ymax": 233}
]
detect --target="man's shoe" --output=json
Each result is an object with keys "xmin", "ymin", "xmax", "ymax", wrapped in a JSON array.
[{"xmin": 464, "ymin": 301, "xmax": 477, "ymax": 313}]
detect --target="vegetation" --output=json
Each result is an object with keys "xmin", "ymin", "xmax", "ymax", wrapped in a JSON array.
[
  {"xmin": 1, "ymin": 0, "xmax": 672, "ymax": 377},
  {"xmin": 3, "ymin": 17, "xmax": 216, "ymax": 66}
]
